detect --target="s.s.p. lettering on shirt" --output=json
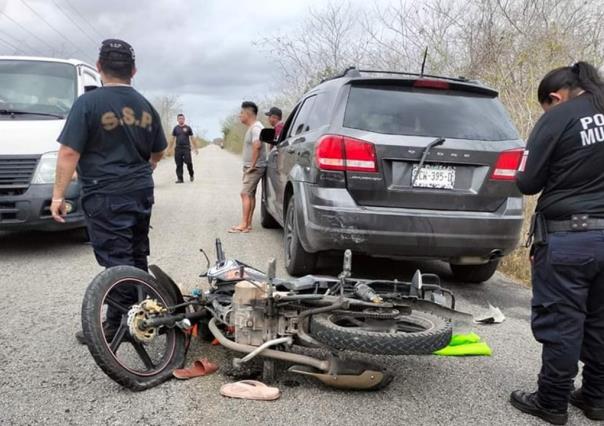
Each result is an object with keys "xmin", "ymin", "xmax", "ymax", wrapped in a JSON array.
[
  {"xmin": 579, "ymin": 113, "xmax": 604, "ymax": 146},
  {"xmin": 101, "ymin": 107, "xmax": 154, "ymax": 132}
]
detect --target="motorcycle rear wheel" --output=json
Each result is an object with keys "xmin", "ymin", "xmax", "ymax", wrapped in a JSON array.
[
  {"xmin": 309, "ymin": 311, "xmax": 451, "ymax": 355},
  {"xmin": 81, "ymin": 266, "xmax": 187, "ymax": 391}
]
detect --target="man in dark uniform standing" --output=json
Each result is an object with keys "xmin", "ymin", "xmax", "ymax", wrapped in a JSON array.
[
  {"xmin": 50, "ymin": 39, "xmax": 167, "ymax": 344},
  {"xmin": 171, "ymin": 113, "xmax": 197, "ymax": 183},
  {"xmin": 511, "ymin": 62, "xmax": 604, "ymax": 424}
]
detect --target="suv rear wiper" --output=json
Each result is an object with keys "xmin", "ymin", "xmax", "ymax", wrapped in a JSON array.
[
  {"xmin": 412, "ymin": 137, "xmax": 446, "ymax": 187},
  {"xmin": 0, "ymin": 109, "xmax": 65, "ymax": 119}
]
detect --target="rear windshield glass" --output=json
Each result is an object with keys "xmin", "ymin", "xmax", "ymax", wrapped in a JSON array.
[{"xmin": 343, "ymin": 85, "xmax": 519, "ymax": 141}]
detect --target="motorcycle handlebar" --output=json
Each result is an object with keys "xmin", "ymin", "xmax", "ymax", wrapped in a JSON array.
[{"xmin": 216, "ymin": 238, "xmax": 225, "ymax": 264}]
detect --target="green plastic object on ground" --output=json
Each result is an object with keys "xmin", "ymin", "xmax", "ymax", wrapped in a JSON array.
[{"xmin": 433, "ymin": 332, "xmax": 492, "ymax": 356}]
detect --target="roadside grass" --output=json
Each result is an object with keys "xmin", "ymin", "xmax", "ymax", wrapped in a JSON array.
[{"xmin": 223, "ymin": 123, "xmax": 246, "ymax": 154}]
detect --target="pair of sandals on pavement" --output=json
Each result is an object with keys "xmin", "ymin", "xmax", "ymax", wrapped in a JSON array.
[
  {"xmin": 228, "ymin": 225, "xmax": 252, "ymax": 234},
  {"xmin": 172, "ymin": 358, "xmax": 280, "ymax": 401}
]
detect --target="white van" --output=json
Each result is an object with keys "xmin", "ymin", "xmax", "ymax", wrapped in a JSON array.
[{"xmin": 0, "ymin": 56, "xmax": 101, "ymax": 231}]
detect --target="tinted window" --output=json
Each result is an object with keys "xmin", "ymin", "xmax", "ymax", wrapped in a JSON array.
[
  {"xmin": 0, "ymin": 60, "xmax": 77, "ymax": 116},
  {"xmin": 289, "ymin": 95, "xmax": 317, "ymax": 137},
  {"xmin": 343, "ymin": 85, "xmax": 519, "ymax": 141},
  {"xmin": 306, "ymin": 94, "xmax": 330, "ymax": 130}
]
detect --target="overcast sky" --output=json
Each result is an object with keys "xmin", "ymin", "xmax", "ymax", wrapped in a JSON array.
[{"xmin": 0, "ymin": 0, "xmax": 377, "ymax": 139}]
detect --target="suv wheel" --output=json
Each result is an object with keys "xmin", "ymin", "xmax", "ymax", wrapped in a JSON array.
[
  {"xmin": 284, "ymin": 195, "xmax": 317, "ymax": 276},
  {"xmin": 450, "ymin": 259, "xmax": 500, "ymax": 283},
  {"xmin": 260, "ymin": 181, "xmax": 280, "ymax": 229}
]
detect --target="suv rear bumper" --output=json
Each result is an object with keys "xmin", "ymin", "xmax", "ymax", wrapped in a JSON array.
[
  {"xmin": 0, "ymin": 183, "xmax": 85, "ymax": 231},
  {"xmin": 295, "ymin": 183, "xmax": 523, "ymax": 261}
]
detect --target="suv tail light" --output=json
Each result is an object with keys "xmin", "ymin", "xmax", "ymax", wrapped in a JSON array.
[
  {"xmin": 413, "ymin": 79, "xmax": 450, "ymax": 90},
  {"xmin": 316, "ymin": 135, "xmax": 377, "ymax": 173},
  {"xmin": 490, "ymin": 148, "xmax": 524, "ymax": 180}
]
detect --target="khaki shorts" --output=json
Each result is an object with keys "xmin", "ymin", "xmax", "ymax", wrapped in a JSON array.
[{"xmin": 242, "ymin": 166, "xmax": 265, "ymax": 196}]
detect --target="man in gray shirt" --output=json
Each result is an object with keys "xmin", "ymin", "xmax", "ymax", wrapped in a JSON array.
[{"xmin": 229, "ymin": 101, "xmax": 265, "ymax": 233}]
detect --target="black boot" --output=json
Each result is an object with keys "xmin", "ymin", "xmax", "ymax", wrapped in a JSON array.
[
  {"xmin": 570, "ymin": 389, "xmax": 604, "ymax": 421},
  {"xmin": 510, "ymin": 390, "xmax": 568, "ymax": 425}
]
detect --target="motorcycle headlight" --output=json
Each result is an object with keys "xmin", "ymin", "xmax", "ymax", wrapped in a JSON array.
[{"xmin": 31, "ymin": 151, "xmax": 58, "ymax": 184}]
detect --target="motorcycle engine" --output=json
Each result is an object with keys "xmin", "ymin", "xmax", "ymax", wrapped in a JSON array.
[{"xmin": 231, "ymin": 281, "xmax": 269, "ymax": 346}]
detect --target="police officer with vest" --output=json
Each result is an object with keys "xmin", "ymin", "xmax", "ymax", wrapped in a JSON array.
[
  {"xmin": 50, "ymin": 39, "xmax": 167, "ymax": 344},
  {"xmin": 511, "ymin": 61, "xmax": 604, "ymax": 424}
]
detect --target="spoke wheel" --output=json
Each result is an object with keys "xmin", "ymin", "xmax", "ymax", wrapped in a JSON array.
[
  {"xmin": 310, "ymin": 311, "xmax": 452, "ymax": 355},
  {"xmin": 82, "ymin": 266, "xmax": 187, "ymax": 391}
]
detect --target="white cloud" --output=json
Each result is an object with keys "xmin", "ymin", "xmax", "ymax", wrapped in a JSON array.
[{"xmin": 0, "ymin": 0, "xmax": 380, "ymax": 138}]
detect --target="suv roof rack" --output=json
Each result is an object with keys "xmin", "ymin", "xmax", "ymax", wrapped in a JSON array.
[
  {"xmin": 320, "ymin": 67, "xmax": 475, "ymax": 84},
  {"xmin": 358, "ymin": 69, "xmax": 473, "ymax": 83},
  {"xmin": 320, "ymin": 66, "xmax": 361, "ymax": 83}
]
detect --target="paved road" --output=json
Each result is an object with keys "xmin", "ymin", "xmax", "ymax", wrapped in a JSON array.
[{"xmin": 0, "ymin": 146, "xmax": 591, "ymax": 425}]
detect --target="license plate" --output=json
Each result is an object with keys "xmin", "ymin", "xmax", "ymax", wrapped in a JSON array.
[{"xmin": 411, "ymin": 164, "xmax": 456, "ymax": 189}]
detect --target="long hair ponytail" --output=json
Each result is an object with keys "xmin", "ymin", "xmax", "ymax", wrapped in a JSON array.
[{"xmin": 537, "ymin": 61, "xmax": 604, "ymax": 113}]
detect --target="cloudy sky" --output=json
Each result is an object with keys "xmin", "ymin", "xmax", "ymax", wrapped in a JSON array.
[{"xmin": 0, "ymin": 0, "xmax": 377, "ymax": 139}]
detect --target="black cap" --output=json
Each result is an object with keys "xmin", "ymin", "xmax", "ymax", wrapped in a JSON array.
[
  {"xmin": 99, "ymin": 39, "xmax": 135, "ymax": 63},
  {"xmin": 265, "ymin": 107, "xmax": 282, "ymax": 119}
]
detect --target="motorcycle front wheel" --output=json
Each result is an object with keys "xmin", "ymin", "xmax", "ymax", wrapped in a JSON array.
[
  {"xmin": 309, "ymin": 311, "xmax": 451, "ymax": 355},
  {"xmin": 81, "ymin": 266, "xmax": 187, "ymax": 391}
]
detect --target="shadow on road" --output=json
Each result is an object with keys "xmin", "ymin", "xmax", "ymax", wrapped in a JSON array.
[
  {"xmin": 0, "ymin": 225, "xmax": 531, "ymax": 319},
  {"xmin": 0, "ymin": 229, "xmax": 89, "ymax": 256},
  {"xmin": 315, "ymin": 252, "xmax": 530, "ymax": 319},
  {"xmin": 315, "ymin": 252, "xmax": 451, "ymax": 281}
]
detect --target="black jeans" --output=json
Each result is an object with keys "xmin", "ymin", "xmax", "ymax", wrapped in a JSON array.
[
  {"xmin": 531, "ymin": 230, "xmax": 604, "ymax": 408},
  {"xmin": 175, "ymin": 146, "xmax": 194, "ymax": 181},
  {"xmin": 81, "ymin": 188, "xmax": 154, "ymax": 325}
]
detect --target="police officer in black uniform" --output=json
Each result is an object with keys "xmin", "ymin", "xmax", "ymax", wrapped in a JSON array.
[
  {"xmin": 171, "ymin": 113, "xmax": 197, "ymax": 183},
  {"xmin": 511, "ymin": 62, "xmax": 604, "ymax": 424},
  {"xmin": 50, "ymin": 39, "xmax": 167, "ymax": 344}
]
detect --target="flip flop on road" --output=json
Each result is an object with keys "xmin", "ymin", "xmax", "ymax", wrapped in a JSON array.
[
  {"xmin": 172, "ymin": 358, "xmax": 219, "ymax": 380},
  {"xmin": 228, "ymin": 226, "xmax": 250, "ymax": 233},
  {"xmin": 220, "ymin": 380, "xmax": 280, "ymax": 401}
]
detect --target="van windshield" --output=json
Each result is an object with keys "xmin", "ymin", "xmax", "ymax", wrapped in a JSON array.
[
  {"xmin": 0, "ymin": 60, "xmax": 77, "ymax": 118},
  {"xmin": 343, "ymin": 84, "xmax": 520, "ymax": 141}
]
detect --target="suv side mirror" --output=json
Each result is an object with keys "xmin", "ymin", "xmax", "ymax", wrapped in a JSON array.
[{"xmin": 259, "ymin": 128, "xmax": 277, "ymax": 145}]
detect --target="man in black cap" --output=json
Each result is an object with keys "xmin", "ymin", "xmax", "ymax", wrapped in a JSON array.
[
  {"xmin": 265, "ymin": 106, "xmax": 283, "ymax": 140},
  {"xmin": 171, "ymin": 113, "xmax": 197, "ymax": 183},
  {"xmin": 50, "ymin": 39, "xmax": 168, "ymax": 344}
]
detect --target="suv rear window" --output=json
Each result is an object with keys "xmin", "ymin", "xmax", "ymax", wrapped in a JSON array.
[{"xmin": 343, "ymin": 84, "xmax": 519, "ymax": 141}]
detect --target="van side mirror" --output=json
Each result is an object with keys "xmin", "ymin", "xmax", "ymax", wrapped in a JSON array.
[
  {"xmin": 84, "ymin": 85, "xmax": 99, "ymax": 93},
  {"xmin": 259, "ymin": 128, "xmax": 277, "ymax": 145}
]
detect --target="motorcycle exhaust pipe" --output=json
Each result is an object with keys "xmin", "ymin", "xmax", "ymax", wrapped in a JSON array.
[{"xmin": 208, "ymin": 318, "xmax": 330, "ymax": 372}]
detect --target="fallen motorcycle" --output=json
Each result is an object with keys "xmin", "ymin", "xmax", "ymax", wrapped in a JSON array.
[{"xmin": 81, "ymin": 239, "xmax": 473, "ymax": 391}]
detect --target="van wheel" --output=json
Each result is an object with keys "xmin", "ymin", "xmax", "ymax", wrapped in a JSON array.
[
  {"xmin": 284, "ymin": 195, "xmax": 316, "ymax": 276},
  {"xmin": 450, "ymin": 259, "xmax": 500, "ymax": 283},
  {"xmin": 72, "ymin": 226, "xmax": 90, "ymax": 243}
]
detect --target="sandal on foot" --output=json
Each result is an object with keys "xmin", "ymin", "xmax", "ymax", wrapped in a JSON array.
[{"xmin": 228, "ymin": 226, "xmax": 245, "ymax": 233}]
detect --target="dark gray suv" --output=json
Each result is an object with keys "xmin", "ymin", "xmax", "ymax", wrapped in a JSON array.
[{"xmin": 260, "ymin": 69, "xmax": 524, "ymax": 282}]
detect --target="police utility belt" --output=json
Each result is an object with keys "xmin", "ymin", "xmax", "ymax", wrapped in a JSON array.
[{"xmin": 527, "ymin": 213, "xmax": 604, "ymax": 247}]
